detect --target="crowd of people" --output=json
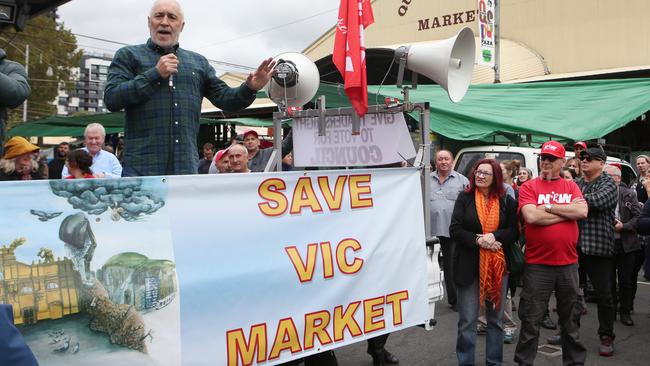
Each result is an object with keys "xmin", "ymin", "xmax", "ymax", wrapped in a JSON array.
[
  {"xmin": 432, "ymin": 141, "xmax": 650, "ymax": 365},
  {"xmin": 2, "ymin": 1, "xmax": 650, "ymax": 365}
]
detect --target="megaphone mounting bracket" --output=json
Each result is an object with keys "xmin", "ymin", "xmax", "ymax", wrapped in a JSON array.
[{"xmin": 394, "ymin": 45, "xmax": 419, "ymax": 90}]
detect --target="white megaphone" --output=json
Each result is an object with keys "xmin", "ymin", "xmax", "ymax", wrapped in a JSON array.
[
  {"xmin": 393, "ymin": 27, "xmax": 475, "ymax": 103},
  {"xmin": 265, "ymin": 52, "xmax": 320, "ymax": 108}
]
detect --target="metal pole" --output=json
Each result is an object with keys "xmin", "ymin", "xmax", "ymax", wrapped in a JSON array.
[
  {"xmin": 494, "ymin": 0, "xmax": 501, "ymax": 83},
  {"xmin": 419, "ymin": 103, "xmax": 431, "ymax": 239},
  {"xmin": 22, "ymin": 44, "xmax": 29, "ymax": 122}
]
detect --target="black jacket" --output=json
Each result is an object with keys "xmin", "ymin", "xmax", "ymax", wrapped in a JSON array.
[
  {"xmin": 0, "ymin": 48, "xmax": 30, "ymax": 156},
  {"xmin": 450, "ymin": 191, "xmax": 518, "ymax": 287},
  {"xmin": 638, "ymin": 199, "xmax": 650, "ymax": 235},
  {"xmin": 617, "ymin": 184, "xmax": 642, "ymax": 253}
]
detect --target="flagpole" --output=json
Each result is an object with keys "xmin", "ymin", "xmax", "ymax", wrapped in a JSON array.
[{"xmin": 494, "ymin": 0, "xmax": 501, "ymax": 83}]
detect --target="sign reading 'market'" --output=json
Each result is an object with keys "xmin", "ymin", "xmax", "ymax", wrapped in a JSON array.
[{"xmin": 292, "ymin": 112, "xmax": 416, "ymax": 167}]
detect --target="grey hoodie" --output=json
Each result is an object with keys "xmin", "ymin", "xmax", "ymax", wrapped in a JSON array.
[{"xmin": 0, "ymin": 48, "xmax": 31, "ymax": 155}]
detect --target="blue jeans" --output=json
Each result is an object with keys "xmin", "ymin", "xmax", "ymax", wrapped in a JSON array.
[{"xmin": 456, "ymin": 275, "xmax": 508, "ymax": 366}]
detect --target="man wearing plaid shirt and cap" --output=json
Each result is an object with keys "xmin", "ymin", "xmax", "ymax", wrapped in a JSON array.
[
  {"xmin": 105, "ymin": 0, "xmax": 275, "ymax": 176},
  {"xmin": 576, "ymin": 146, "xmax": 618, "ymax": 357}
]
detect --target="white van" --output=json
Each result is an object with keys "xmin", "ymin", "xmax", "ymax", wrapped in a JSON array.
[{"xmin": 453, "ymin": 145, "xmax": 637, "ymax": 185}]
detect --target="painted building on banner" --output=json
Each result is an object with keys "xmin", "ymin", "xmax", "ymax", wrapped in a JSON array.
[{"xmin": 0, "ymin": 246, "xmax": 81, "ymax": 325}]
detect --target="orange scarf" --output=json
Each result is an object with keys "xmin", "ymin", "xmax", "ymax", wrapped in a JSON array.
[{"xmin": 475, "ymin": 190, "xmax": 506, "ymax": 310}]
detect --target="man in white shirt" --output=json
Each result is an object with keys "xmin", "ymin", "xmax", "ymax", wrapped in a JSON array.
[{"xmin": 61, "ymin": 123, "xmax": 122, "ymax": 178}]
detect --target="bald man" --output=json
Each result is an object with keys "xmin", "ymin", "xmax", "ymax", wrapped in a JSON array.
[
  {"xmin": 228, "ymin": 145, "xmax": 250, "ymax": 173},
  {"xmin": 105, "ymin": 0, "xmax": 275, "ymax": 176}
]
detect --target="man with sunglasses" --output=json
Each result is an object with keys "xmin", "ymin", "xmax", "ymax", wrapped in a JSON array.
[
  {"xmin": 515, "ymin": 141, "xmax": 588, "ymax": 366},
  {"xmin": 576, "ymin": 147, "xmax": 618, "ymax": 357}
]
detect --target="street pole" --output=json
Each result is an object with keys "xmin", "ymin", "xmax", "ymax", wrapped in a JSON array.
[
  {"xmin": 494, "ymin": 0, "xmax": 501, "ymax": 83},
  {"xmin": 22, "ymin": 44, "xmax": 29, "ymax": 122}
]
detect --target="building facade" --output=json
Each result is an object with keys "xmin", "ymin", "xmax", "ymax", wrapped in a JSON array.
[
  {"xmin": 56, "ymin": 53, "xmax": 112, "ymax": 115},
  {"xmin": 0, "ymin": 246, "xmax": 81, "ymax": 325}
]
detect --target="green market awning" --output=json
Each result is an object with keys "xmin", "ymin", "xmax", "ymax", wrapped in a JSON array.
[
  {"xmin": 7, "ymin": 113, "xmax": 268, "ymax": 138},
  {"xmin": 9, "ymin": 78, "xmax": 650, "ymax": 142},
  {"xmin": 367, "ymin": 78, "xmax": 650, "ymax": 142}
]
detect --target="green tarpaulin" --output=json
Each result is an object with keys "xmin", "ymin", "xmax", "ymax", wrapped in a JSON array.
[
  {"xmin": 8, "ymin": 79, "xmax": 650, "ymax": 141},
  {"xmin": 368, "ymin": 78, "xmax": 650, "ymax": 141},
  {"xmin": 6, "ymin": 113, "xmax": 261, "ymax": 137}
]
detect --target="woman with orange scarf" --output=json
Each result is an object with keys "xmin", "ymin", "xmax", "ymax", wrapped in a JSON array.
[{"xmin": 450, "ymin": 158, "xmax": 518, "ymax": 365}]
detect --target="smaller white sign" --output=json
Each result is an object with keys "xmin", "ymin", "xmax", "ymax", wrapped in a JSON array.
[
  {"xmin": 292, "ymin": 112, "xmax": 416, "ymax": 167},
  {"xmin": 478, "ymin": 0, "xmax": 496, "ymax": 66}
]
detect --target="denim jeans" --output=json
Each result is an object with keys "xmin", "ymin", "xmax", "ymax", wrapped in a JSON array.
[{"xmin": 456, "ymin": 275, "xmax": 508, "ymax": 366}]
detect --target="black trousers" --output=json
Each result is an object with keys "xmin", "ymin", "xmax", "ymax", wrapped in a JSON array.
[
  {"xmin": 613, "ymin": 244, "xmax": 642, "ymax": 315},
  {"xmin": 438, "ymin": 236, "xmax": 457, "ymax": 306},
  {"xmin": 581, "ymin": 254, "xmax": 616, "ymax": 338},
  {"xmin": 514, "ymin": 263, "xmax": 586, "ymax": 366},
  {"xmin": 367, "ymin": 334, "xmax": 390, "ymax": 355}
]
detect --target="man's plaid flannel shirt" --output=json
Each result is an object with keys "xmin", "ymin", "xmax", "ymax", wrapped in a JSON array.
[
  {"xmin": 577, "ymin": 172, "xmax": 617, "ymax": 257},
  {"xmin": 105, "ymin": 39, "xmax": 256, "ymax": 176}
]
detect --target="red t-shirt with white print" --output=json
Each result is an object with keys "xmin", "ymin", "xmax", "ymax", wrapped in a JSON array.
[{"xmin": 518, "ymin": 177, "xmax": 584, "ymax": 265}]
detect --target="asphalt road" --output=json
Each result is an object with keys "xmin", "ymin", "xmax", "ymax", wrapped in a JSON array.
[{"xmin": 333, "ymin": 280, "xmax": 650, "ymax": 366}]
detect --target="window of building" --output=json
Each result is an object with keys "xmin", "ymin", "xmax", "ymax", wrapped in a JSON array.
[
  {"xmin": 47, "ymin": 282, "xmax": 59, "ymax": 290},
  {"xmin": 20, "ymin": 287, "xmax": 33, "ymax": 294}
]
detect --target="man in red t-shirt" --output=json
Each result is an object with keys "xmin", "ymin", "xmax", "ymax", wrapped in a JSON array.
[{"xmin": 514, "ymin": 141, "xmax": 589, "ymax": 366}]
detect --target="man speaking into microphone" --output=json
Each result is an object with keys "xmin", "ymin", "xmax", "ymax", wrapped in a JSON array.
[{"xmin": 105, "ymin": 0, "xmax": 275, "ymax": 176}]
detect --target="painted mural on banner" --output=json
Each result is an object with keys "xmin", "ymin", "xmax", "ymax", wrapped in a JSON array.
[
  {"xmin": 292, "ymin": 112, "xmax": 416, "ymax": 167},
  {"xmin": 1, "ymin": 169, "xmax": 428, "ymax": 365},
  {"xmin": 478, "ymin": 0, "xmax": 496, "ymax": 66},
  {"xmin": 0, "ymin": 178, "xmax": 178, "ymax": 365}
]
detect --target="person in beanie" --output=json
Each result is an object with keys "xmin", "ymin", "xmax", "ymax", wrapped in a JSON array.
[
  {"xmin": 0, "ymin": 137, "xmax": 44, "ymax": 181},
  {"xmin": 0, "ymin": 48, "xmax": 30, "ymax": 156}
]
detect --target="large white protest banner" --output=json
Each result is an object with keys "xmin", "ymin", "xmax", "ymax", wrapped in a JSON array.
[
  {"xmin": 292, "ymin": 112, "xmax": 416, "ymax": 167},
  {"xmin": 0, "ymin": 168, "xmax": 428, "ymax": 365}
]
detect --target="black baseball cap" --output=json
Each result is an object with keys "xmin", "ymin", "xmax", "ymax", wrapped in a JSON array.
[{"xmin": 580, "ymin": 147, "xmax": 606, "ymax": 161}]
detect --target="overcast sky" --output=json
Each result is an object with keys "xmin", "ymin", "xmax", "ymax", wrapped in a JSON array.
[{"xmin": 57, "ymin": 0, "xmax": 340, "ymax": 73}]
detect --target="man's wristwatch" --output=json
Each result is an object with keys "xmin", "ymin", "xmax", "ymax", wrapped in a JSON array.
[{"xmin": 544, "ymin": 203, "xmax": 552, "ymax": 213}]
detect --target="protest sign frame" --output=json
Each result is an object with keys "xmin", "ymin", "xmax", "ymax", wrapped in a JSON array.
[{"xmin": 270, "ymin": 97, "xmax": 441, "ymax": 330}]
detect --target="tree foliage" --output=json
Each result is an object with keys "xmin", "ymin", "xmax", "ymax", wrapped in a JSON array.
[
  {"xmin": 8, "ymin": 237, "xmax": 26, "ymax": 251},
  {"xmin": 1, "ymin": 13, "xmax": 81, "ymax": 128}
]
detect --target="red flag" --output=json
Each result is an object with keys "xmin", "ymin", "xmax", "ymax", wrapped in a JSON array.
[{"xmin": 333, "ymin": 0, "xmax": 374, "ymax": 117}]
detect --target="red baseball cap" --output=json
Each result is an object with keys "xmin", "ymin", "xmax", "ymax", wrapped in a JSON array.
[
  {"xmin": 214, "ymin": 149, "xmax": 229, "ymax": 162},
  {"xmin": 540, "ymin": 141, "xmax": 566, "ymax": 159},
  {"xmin": 573, "ymin": 141, "xmax": 587, "ymax": 150},
  {"xmin": 243, "ymin": 130, "xmax": 259, "ymax": 139}
]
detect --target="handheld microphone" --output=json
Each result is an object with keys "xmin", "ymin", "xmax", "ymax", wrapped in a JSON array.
[{"xmin": 163, "ymin": 46, "xmax": 176, "ymax": 88}]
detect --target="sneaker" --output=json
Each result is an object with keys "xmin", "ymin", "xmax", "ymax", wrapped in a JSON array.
[
  {"xmin": 541, "ymin": 313, "xmax": 557, "ymax": 330},
  {"xmin": 599, "ymin": 336, "xmax": 614, "ymax": 357},
  {"xmin": 504, "ymin": 328, "xmax": 516, "ymax": 344},
  {"xmin": 477, "ymin": 324, "xmax": 487, "ymax": 334}
]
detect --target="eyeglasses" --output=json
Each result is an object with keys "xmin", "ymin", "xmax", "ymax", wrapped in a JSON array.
[
  {"xmin": 475, "ymin": 170, "xmax": 493, "ymax": 177},
  {"xmin": 540, "ymin": 155, "xmax": 559, "ymax": 162}
]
